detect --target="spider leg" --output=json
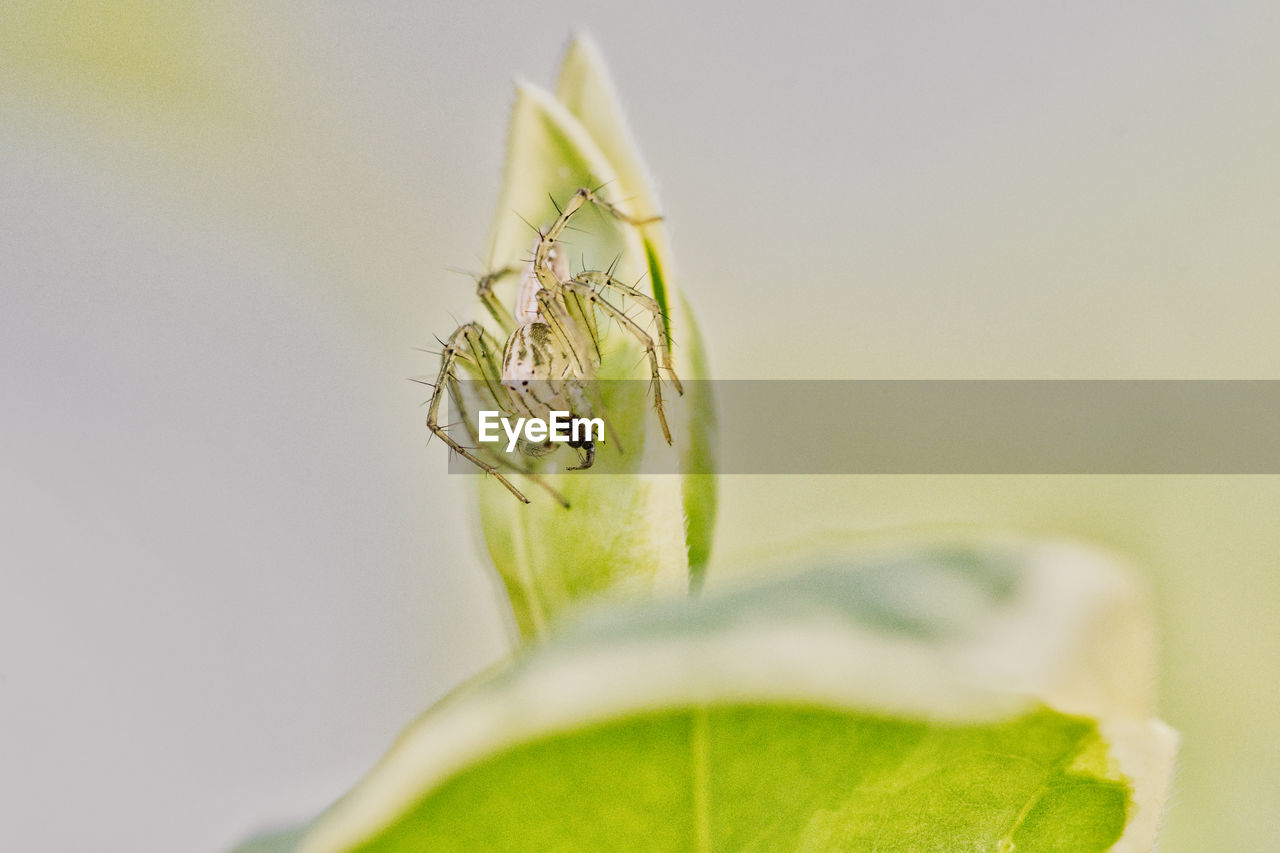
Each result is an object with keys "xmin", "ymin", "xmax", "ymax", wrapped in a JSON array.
[
  {"xmin": 533, "ymin": 187, "xmax": 661, "ymax": 292},
  {"xmin": 567, "ymin": 442, "xmax": 595, "ymax": 471},
  {"xmin": 573, "ymin": 270, "xmax": 682, "ymax": 395},
  {"xmin": 534, "ymin": 289, "xmax": 597, "ymax": 378},
  {"xmin": 449, "ymin": 382, "xmax": 571, "ymax": 509},
  {"xmin": 561, "ymin": 378, "xmax": 624, "ymax": 460},
  {"xmin": 446, "ymin": 324, "xmax": 573, "ymax": 508},
  {"xmin": 475, "ymin": 265, "xmax": 520, "ymax": 335},
  {"xmin": 426, "ymin": 324, "xmax": 530, "ymax": 502},
  {"xmin": 549, "ymin": 282, "xmax": 676, "ymax": 446},
  {"xmin": 564, "ymin": 287, "xmax": 602, "ymax": 364}
]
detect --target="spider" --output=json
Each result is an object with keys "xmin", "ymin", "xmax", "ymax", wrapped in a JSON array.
[{"xmin": 426, "ymin": 187, "xmax": 683, "ymax": 505}]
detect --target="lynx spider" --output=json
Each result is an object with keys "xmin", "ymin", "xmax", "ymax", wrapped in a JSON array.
[{"xmin": 426, "ymin": 187, "xmax": 683, "ymax": 505}]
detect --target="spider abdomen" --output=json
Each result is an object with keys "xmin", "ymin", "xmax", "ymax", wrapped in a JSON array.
[{"xmin": 501, "ymin": 321, "xmax": 582, "ymax": 423}]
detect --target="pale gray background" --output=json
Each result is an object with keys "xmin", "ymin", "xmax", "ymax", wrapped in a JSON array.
[{"xmin": 3, "ymin": 2, "xmax": 1278, "ymax": 850}]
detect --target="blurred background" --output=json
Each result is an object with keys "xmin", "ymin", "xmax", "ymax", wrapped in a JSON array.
[{"xmin": 2, "ymin": 2, "xmax": 1277, "ymax": 850}]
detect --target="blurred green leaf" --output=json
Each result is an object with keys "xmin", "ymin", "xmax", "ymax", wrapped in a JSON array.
[
  {"xmin": 320, "ymin": 708, "xmax": 1128, "ymax": 853},
  {"xmin": 295, "ymin": 538, "xmax": 1177, "ymax": 852},
  {"xmin": 471, "ymin": 38, "xmax": 716, "ymax": 638}
]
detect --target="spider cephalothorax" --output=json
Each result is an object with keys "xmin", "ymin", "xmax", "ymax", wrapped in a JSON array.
[{"xmin": 426, "ymin": 187, "xmax": 682, "ymax": 505}]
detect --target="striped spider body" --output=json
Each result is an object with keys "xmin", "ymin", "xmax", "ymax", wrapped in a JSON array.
[{"xmin": 426, "ymin": 188, "xmax": 681, "ymax": 505}]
